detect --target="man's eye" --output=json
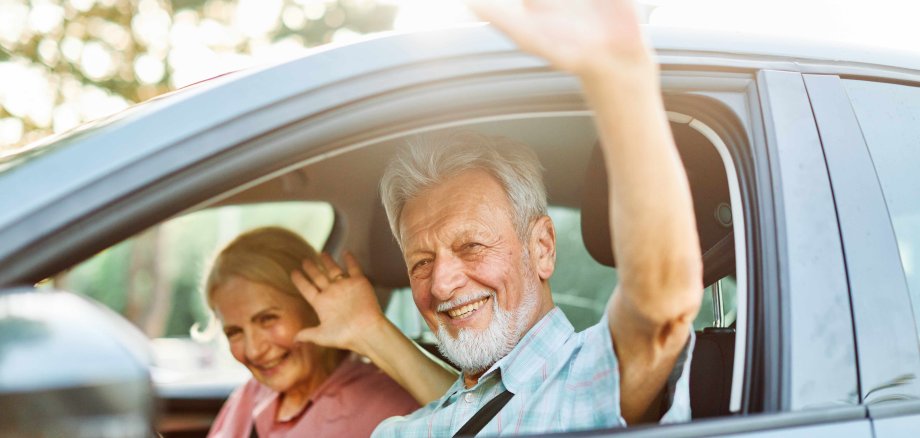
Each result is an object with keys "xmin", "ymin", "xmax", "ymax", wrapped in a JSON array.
[
  {"xmin": 411, "ymin": 259, "xmax": 433, "ymax": 277},
  {"xmin": 224, "ymin": 329, "xmax": 241, "ymax": 339}
]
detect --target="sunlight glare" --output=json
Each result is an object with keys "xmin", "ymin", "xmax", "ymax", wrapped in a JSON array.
[
  {"xmin": 648, "ymin": 0, "xmax": 920, "ymax": 52},
  {"xmin": 28, "ymin": 0, "xmax": 66, "ymax": 34},
  {"xmin": 234, "ymin": 0, "xmax": 283, "ymax": 37},
  {"xmin": 0, "ymin": 1, "xmax": 29, "ymax": 46},
  {"xmin": 382, "ymin": 0, "xmax": 475, "ymax": 31}
]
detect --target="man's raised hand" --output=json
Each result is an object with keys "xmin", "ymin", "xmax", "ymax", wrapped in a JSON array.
[{"xmin": 465, "ymin": 0, "xmax": 651, "ymax": 80}]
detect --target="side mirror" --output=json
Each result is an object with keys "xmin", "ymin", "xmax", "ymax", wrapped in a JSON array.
[{"xmin": 0, "ymin": 287, "xmax": 154, "ymax": 437}]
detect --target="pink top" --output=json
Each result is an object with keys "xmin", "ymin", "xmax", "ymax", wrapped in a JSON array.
[{"xmin": 208, "ymin": 358, "xmax": 419, "ymax": 438}]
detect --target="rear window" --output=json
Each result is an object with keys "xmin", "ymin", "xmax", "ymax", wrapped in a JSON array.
[{"xmin": 844, "ymin": 79, "xmax": 920, "ymax": 341}]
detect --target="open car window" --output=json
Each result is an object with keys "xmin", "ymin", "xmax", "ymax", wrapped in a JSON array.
[
  {"xmin": 49, "ymin": 201, "xmax": 335, "ymax": 394},
  {"xmin": 386, "ymin": 206, "xmax": 738, "ymax": 335}
]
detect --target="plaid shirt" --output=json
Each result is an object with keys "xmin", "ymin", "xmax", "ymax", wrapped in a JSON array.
[{"xmin": 373, "ymin": 307, "xmax": 693, "ymax": 437}]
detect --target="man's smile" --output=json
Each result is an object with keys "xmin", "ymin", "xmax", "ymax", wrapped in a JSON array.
[
  {"xmin": 446, "ymin": 297, "xmax": 489, "ymax": 319},
  {"xmin": 438, "ymin": 292, "xmax": 493, "ymax": 322}
]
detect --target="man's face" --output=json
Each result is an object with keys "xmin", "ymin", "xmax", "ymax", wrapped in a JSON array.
[{"xmin": 399, "ymin": 169, "xmax": 546, "ymax": 372}]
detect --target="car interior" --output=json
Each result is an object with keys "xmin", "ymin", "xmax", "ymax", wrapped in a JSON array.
[{"xmin": 54, "ymin": 111, "xmax": 743, "ymax": 436}]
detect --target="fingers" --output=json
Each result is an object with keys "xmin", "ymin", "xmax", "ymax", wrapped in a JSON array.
[
  {"xmin": 320, "ymin": 252, "xmax": 347, "ymax": 279},
  {"xmin": 301, "ymin": 257, "xmax": 331, "ymax": 289},
  {"xmin": 299, "ymin": 253, "xmax": 354, "ymax": 291},
  {"xmin": 343, "ymin": 251, "xmax": 364, "ymax": 278},
  {"xmin": 465, "ymin": 0, "xmax": 546, "ymax": 59},
  {"xmin": 294, "ymin": 326, "xmax": 321, "ymax": 344},
  {"xmin": 290, "ymin": 269, "xmax": 318, "ymax": 303}
]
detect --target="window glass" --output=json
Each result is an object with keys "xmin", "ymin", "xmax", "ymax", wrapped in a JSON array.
[
  {"xmin": 52, "ymin": 202, "xmax": 335, "ymax": 389},
  {"xmin": 844, "ymin": 79, "xmax": 920, "ymax": 341},
  {"xmin": 547, "ymin": 206, "xmax": 618, "ymax": 330},
  {"xmin": 695, "ymin": 276, "xmax": 737, "ymax": 331}
]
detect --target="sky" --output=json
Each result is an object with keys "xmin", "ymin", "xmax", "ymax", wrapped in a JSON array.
[{"xmin": 1, "ymin": 0, "xmax": 918, "ymax": 151}]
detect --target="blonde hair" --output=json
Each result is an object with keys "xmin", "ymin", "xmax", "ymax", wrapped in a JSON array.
[
  {"xmin": 203, "ymin": 226, "xmax": 322, "ymax": 308},
  {"xmin": 199, "ymin": 226, "xmax": 346, "ymax": 378}
]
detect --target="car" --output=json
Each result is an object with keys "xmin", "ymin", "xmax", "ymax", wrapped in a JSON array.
[{"xmin": 1, "ymin": 23, "xmax": 920, "ymax": 438}]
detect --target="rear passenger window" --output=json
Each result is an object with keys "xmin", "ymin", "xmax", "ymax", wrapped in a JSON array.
[{"xmin": 844, "ymin": 80, "xmax": 920, "ymax": 341}]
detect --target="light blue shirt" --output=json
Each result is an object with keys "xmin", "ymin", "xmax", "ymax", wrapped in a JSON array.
[{"xmin": 373, "ymin": 307, "xmax": 693, "ymax": 437}]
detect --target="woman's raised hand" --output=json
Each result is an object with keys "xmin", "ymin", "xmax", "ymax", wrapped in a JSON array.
[{"xmin": 290, "ymin": 252, "xmax": 386, "ymax": 354}]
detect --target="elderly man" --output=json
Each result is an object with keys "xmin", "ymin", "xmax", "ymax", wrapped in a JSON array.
[{"xmin": 291, "ymin": 0, "xmax": 702, "ymax": 435}]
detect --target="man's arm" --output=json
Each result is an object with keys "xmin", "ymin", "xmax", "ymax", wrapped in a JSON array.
[
  {"xmin": 292, "ymin": 252, "xmax": 458, "ymax": 405},
  {"xmin": 467, "ymin": 0, "xmax": 703, "ymax": 424}
]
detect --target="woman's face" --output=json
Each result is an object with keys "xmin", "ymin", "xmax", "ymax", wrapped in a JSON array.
[{"xmin": 212, "ymin": 276, "xmax": 321, "ymax": 394}]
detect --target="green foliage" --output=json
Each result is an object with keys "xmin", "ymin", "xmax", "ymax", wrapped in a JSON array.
[
  {"xmin": 0, "ymin": 0, "xmax": 397, "ymax": 148},
  {"xmin": 62, "ymin": 202, "xmax": 335, "ymax": 338},
  {"xmin": 66, "ymin": 240, "xmax": 134, "ymax": 313}
]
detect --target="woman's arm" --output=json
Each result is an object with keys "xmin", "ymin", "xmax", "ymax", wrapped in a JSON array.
[{"xmin": 291, "ymin": 252, "xmax": 458, "ymax": 405}]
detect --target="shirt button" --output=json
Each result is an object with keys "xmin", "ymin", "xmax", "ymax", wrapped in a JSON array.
[{"xmin": 464, "ymin": 393, "xmax": 476, "ymax": 403}]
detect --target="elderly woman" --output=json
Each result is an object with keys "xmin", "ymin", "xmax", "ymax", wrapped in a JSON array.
[{"xmin": 203, "ymin": 226, "xmax": 418, "ymax": 438}]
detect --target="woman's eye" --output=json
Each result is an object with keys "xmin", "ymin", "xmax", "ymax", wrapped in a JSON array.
[
  {"xmin": 258, "ymin": 314, "xmax": 278, "ymax": 324},
  {"xmin": 224, "ymin": 329, "xmax": 241, "ymax": 339}
]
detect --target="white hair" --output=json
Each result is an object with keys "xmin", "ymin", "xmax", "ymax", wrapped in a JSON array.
[{"xmin": 379, "ymin": 130, "xmax": 547, "ymax": 244}]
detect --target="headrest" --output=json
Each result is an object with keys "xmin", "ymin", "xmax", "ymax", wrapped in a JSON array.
[
  {"xmin": 366, "ymin": 202, "xmax": 410, "ymax": 288},
  {"xmin": 580, "ymin": 122, "xmax": 735, "ymax": 285}
]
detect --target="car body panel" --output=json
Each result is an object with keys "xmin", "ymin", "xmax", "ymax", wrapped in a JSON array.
[
  {"xmin": 871, "ymin": 401, "xmax": 920, "ymax": 437},
  {"xmin": 756, "ymin": 70, "xmax": 859, "ymax": 410},
  {"xmin": 803, "ymin": 73, "xmax": 920, "ymax": 406}
]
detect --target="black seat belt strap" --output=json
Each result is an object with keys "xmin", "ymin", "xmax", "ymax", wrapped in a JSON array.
[{"xmin": 453, "ymin": 390, "xmax": 514, "ymax": 437}]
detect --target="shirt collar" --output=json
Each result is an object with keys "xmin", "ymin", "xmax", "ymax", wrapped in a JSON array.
[
  {"xmin": 252, "ymin": 356, "xmax": 364, "ymax": 424},
  {"xmin": 485, "ymin": 307, "xmax": 574, "ymax": 395},
  {"xmin": 435, "ymin": 307, "xmax": 574, "ymax": 405}
]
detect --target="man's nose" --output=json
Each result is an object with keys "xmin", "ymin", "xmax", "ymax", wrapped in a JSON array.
[{"xmin": 430, "ymin": 254, "xmax": 467, "ymax": 301}]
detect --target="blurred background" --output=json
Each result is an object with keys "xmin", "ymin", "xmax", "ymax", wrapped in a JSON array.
[{"xmin": 2, "ymin": 0, "xmax": 919, "ymax": 153}]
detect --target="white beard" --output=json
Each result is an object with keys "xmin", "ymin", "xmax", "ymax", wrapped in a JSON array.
[{"xmin": 435, "ymin": 276, "xmax": 540, "ymax": 374}]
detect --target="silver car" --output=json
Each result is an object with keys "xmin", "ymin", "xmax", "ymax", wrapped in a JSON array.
[{"xmin": 1, "ymin": 24, "xmax": 919, "ymax": 437}]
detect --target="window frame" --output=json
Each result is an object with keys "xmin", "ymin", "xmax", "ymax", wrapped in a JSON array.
[{"xmin": 752, "ymin": 70, "xmax": 861, "ymax": 412}]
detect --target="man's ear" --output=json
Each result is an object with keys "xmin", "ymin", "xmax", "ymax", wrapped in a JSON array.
[{"xmin": 529, "ymin": 215, "xmax": 556, "ymax": 280}]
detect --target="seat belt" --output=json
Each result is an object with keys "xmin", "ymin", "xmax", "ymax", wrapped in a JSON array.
[{"xmin": 452, "ymin": 390, "xmax": 514, "ymax": 437}]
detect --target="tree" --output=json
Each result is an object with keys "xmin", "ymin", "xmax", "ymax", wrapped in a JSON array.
[
  {"xmin": 7, "ymin": 0, "xmax": 396, "ymax": 333},
  {"xmin": 0, "ymin": 0, "xmax": 396, "ymax": 150}
]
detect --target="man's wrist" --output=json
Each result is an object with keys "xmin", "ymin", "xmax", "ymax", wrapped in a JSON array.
[{"xmin": 581, "ymin": 60, "xmax": 658, "ymax": 94}]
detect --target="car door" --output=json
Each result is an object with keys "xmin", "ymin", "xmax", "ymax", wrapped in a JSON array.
[
  {"xmin": 592, "ymin": 70, "xmax": 872, "ymax": 437},
  {"xmin": 804, "ymin": 73, "xmax": 920, "ymax": 437}
]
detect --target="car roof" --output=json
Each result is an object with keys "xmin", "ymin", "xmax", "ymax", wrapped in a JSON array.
[{"xmin": 649, "ymin": 25, "xmax": 920, "ymax": 75}]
